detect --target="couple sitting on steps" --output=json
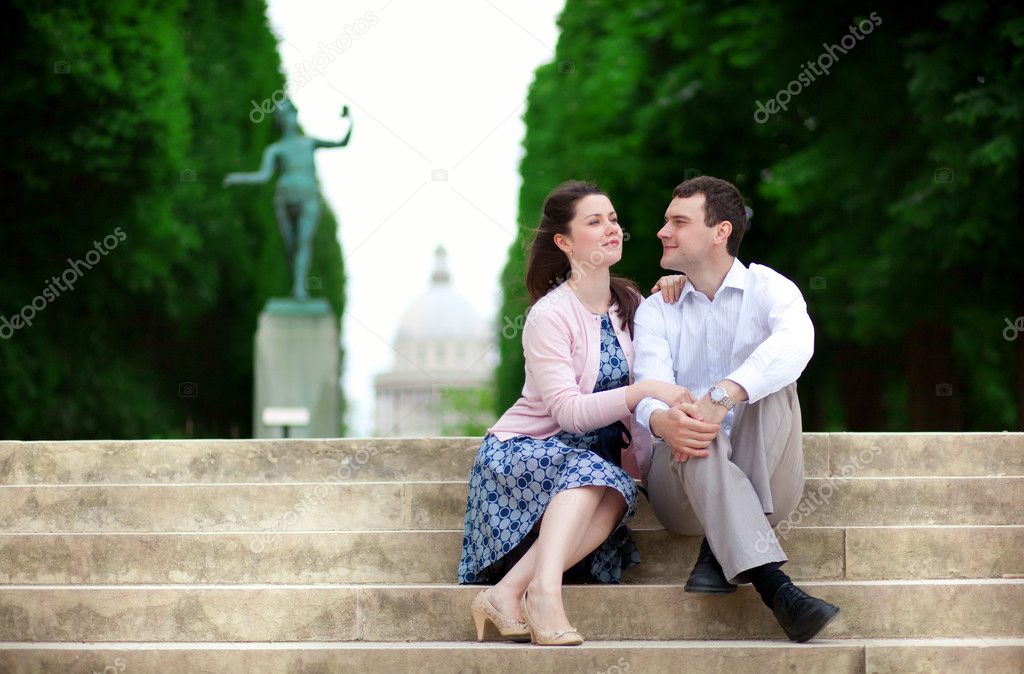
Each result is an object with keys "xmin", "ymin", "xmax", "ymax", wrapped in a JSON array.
[{"xmin": 458, "ymin": 175, "xmax": 840, "ymax": 646}]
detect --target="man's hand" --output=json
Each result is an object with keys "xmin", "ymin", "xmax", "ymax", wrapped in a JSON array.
[
  {"xmin": 694, "ymin": 395, "xmax": 728, "ymax": 427},
  {"xmin": 650, "ymin": 403, "xmax": 720, "ymax": 463}
]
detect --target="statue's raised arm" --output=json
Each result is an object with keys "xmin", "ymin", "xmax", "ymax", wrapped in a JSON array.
[{"xmin": 313, "ymin": 105, "xmax": 353, "ymax": 149}]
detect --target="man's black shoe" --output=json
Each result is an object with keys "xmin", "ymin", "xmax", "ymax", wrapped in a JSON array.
[
  {"xmin": 771, "ymin": 582, "xmax": 840, "ymax": 642},
  {"xmin": 684, "ymin": 537, "xmax": 738, "ymax": 594}
]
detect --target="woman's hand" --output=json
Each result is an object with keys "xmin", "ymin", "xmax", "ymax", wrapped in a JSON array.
[
  {"xmin": 651, "ymin": 274, "xmax": 686, "ymax": 303},
  {"xmin": 626, "ymin": 380, "xmax": 693, "ymax": 412},
  {"xmin": 642, "ymin": 380, "xmax": 694, "ymax": 407}
]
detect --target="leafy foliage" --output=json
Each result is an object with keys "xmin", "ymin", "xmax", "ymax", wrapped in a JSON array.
[
  {"xmin": 0, "ymin": 0, "xmax": 347, "ymax": 439},
  {"xmin": 498, "ymin": 0, "xmax": 1022, "ymax": 430}
]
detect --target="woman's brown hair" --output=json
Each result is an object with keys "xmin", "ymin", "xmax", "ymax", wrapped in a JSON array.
[{"xmin": 524, "ymin": 180, "xmax": 641, "ymax": 338}]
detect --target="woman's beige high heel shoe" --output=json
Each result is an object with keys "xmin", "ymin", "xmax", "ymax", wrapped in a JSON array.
[
  {"xmin": 520, "ymin": 593, "xmax": 584, "ymax": 646},
  {"xmin": 470, "ymin": 590, "xmax": 530, "ymax": 642}
]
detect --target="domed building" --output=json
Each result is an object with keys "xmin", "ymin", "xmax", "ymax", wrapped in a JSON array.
[{"xmin": 374, "ymin": 246, "xmax": 496, "ymax": 436}]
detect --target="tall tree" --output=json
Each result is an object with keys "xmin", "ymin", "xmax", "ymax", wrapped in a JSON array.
[
  {"xmin": 0, "ymin": 0, "xmax": 347, "ymax": 439},
  {"xmin": 499, "ymin": 0, "xmax": 1022, "ymax": 431}
]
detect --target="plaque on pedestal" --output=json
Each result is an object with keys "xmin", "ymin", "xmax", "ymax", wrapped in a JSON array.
[{"xmin": 253, "ymin": 298, "xmax": 339, "ymax": 438}]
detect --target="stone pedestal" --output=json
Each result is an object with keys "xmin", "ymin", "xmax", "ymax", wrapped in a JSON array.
[{"xmin": 253, "ymin": 298, "xmax": 339, "ymax": 438}]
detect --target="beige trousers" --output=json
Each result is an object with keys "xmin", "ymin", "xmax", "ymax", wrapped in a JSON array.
[{"xmin": 646, "ymin": 383, "xmax": 804, "ymax": 584}]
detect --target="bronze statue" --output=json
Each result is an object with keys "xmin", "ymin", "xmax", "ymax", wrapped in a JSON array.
[{"xmin": 224, "ymin": 98, "xmax": 352, "ymax": 300}]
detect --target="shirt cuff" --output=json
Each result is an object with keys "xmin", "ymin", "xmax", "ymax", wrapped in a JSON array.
[
  {"xmin": 725, "ymin": 363, "xmax": 767, "ymax": 404},
  {"xmin": 636, "ymin": 396, "xmax": 670, "ymax": 434}
]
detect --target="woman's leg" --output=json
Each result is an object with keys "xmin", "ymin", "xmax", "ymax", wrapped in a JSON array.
[
  {"xmin": 568, "ymin": 486, "xmax": 628, "ymax": 560},
  {"xmin": 491, "ymin": 486, "xmax": 629, "ymax": 609},
  {"xmin": 488, "ymin": 487, "xmax": 601, "ymax": 617},
  {"xmin": 526, "ymin": 485, "xmax": 606, "ymax": 631},
  {"xmin": 489, "ymin": 486, "xmax": 629, "ymax": 629}
]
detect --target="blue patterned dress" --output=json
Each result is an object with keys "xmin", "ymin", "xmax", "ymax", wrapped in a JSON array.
[{"xmin": 458, "ymin": 313, "xmax": 640, "ymax": 584}]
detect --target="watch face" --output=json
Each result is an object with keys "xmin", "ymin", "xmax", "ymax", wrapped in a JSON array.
[{"xmin": 710, "ymin": 386, "xmax": 725, "ymax": 402}]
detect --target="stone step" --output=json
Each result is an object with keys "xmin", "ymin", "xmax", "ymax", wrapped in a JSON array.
[
  {"xmin": 0, "ymin": 438, "xmax": 478, "ymax": 486},
  {"xmin": 0, "ymin": 581, "xmax": 1021, "ymax": 642},
  {"xmin": 2, "ymin": 433, "xmax": 1021, "ymax": 485},
  {"xmin": 2, "ymin": 477, "xmax": 1020, "ymax": 533},
  {"xmin": 2, "ymin": 526, "xmax": 1021, "ymax": 585},
  {"xmin": 1, "ymin": 639, "xmax": 1022, "ymax": 674}
]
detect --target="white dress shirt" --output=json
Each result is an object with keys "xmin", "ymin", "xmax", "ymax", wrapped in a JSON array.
[{"xmin": 634, "ymin": 258, "xmax": 814, "ymax": 436}]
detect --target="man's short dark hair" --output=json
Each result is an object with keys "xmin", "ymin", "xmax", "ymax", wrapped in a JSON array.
[{"xmin": 672, "ymin": 176, "xmax": 748, "ymax": 257}]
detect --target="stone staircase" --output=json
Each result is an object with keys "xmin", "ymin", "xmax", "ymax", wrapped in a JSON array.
[{"xmin": 0, "ymin": 434, "xmax": 1022, "ymax": 672}]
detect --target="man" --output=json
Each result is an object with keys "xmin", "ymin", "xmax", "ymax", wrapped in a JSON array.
[{"xmin": 633, "ymin": 175, "xmax": 839, "ymax": 643}]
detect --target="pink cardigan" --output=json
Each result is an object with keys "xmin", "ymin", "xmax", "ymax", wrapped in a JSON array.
[{"xmin": 489, "ymin": 281, "xmax": 654, "ymax": 479}]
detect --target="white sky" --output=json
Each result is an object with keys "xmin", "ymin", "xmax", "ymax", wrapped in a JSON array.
[{"xmin": 264, "ymin": 0, "xmax": 565, "ymax": 436}]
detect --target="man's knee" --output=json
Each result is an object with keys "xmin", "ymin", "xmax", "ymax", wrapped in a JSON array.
[
  {"xmin": 681, "ymin": 453, "xmax": 714, "ymax": 482},
  {"xmin": 681, "ymin": 437, "xmax": 730, "ymax": 483}
]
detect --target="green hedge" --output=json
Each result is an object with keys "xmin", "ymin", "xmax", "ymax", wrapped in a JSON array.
[
  {"xmin": 0, "ymin": 0, "xmax": 346, "ymax": 438},
  {"xmin": 498, "ymin": 0, "xmax": 1022, "ymax": 431}
]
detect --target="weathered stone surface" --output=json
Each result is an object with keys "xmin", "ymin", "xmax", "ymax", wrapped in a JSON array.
[
  {"xmin": 0, "ymin": 587, "xmax": 359, "ymax": 642},
  {"xmin": 4, "ymin": 477, "xmax": 1019, "ymax": 533},
  {"xmin": 0, "ymin": 531, "xmax": 464, "ymax": 585},
  {"xmin": 0, "ymin": 640, "xmax": 874, "ymax": 674},
  {"xmin": 0, "ymin": 438, "xmax": 482, "ymax": 485},
  {"xmin": 6, "ymin": 526, "xmax": 1015, "ymax": 585},
  {"xmin": 1, "ymin": 433, "xmax": 1020, "ymax": 672},
  {"xmin": 793, "ymin": 477, "xmax": 1023, "ymax": 527},
  {"xmin": 803, "ymin": 433, "xmax": 829, "ymax": 477},
  {"xmin": 0, "ymin": 483, "xmax": 405, "ymax": 533},
  {"xmin": 826, "ymin": 433, "xmax": 1024, "ymax": 477},
  {"xmin": 846, "ymin": 525, "xmax": 1024, "ymax": 579},
  {"xmin": 3, "ymin": 434, "xmax": 1020, "ymax": 486},
  {"xmin": 1, "ymin": 581, "xmax": 1020, "ymax": 642},
  {"xmin": 3, "ymin": 640, "xmax": 1022, "ymax": 674},
  {"xmin": 865, "ymin": 638, "xmax": 1024, "ymax": 673}
]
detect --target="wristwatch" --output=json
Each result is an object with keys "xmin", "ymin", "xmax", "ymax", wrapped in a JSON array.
[{"xmin": 708, "ymin": 384, "xmax": 735, "ymax": 410}]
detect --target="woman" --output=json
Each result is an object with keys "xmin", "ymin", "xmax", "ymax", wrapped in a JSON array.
[{"xmin": 458, "ymin": 181, "xmax": 693, "ymax": 646}]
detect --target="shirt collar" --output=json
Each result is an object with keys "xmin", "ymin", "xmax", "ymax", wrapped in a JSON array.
[
  {"xmin": 679, "ymin": 258, "xmax": 747, "ymax": 299},
  {"xmin": 721, "ymin": 257, "xmax": 748, "ymax": 291}
]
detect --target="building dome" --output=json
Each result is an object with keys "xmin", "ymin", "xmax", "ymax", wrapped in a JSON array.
[
  {"xmin": 396, "ymin": 246, "xmax": 488, "ymax": 341},
  {"xmin": 375, "ymin": 245, "xmax": 496, "ymax": 437}
]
